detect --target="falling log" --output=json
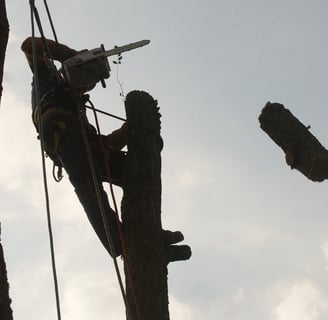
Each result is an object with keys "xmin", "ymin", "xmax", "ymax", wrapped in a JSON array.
[{"xmin": 259, "ymin": 102, "xmax": 328, "ymax": 182}]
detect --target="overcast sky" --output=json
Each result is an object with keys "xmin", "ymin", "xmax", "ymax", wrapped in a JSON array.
[{"xmin": 2, "ymin": 1, "xmax": 328, "ymax": 319}]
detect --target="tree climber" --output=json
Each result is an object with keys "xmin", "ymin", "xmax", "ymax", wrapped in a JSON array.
[
  {"xmin": 21, "ymin": 37, "xmax": 191, "ymax": 262},
  {"xmin": 21, "ymin": 36, "xmax": 127, "ymax": 257}
]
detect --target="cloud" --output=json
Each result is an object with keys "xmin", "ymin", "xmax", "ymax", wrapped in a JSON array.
[
  {"xmin": 8, "ymin": 258, "xmax": 58, "ymax": 320},
  {"xmin": 61, "ymin": 270, "xmax": 125, "ymax": 320},
  {"xmin": 321, "ymin": 241, "xmax": 328, "ymax": 271},
  {"xmin": 0, "ymin": 89, "xmax": 39, "ymax": 187},
  {"xmin": 8, "ymin": 32, "xmax": 20, "ymax": 45},
  {"xmin": 0, "ymin": 87, "xmax": 50, "ymax": 223},
  {"xmin": 169, "ymin": 287, "xmax": 246, "ymax": 320},
  {"xmin": 273, "ymin": 280, "xmax": 328, "ymax": 320},
  {"xmin": 169, "ymin": 294, "xmax": 199, "ymax": 319}
]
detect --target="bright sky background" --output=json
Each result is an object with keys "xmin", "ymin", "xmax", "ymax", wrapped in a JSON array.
[{"xmin": 2, "ymin": 1, "xmax": 328, "ymax": 319}]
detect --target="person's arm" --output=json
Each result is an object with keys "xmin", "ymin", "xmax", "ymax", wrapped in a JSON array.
[
  {"xmin": 105, "ymin": 123, "xmax": 128, "ymax": 150},
  {"xmin": 21, "ymin": 36, "xmax": 77, "ymax": 65}
]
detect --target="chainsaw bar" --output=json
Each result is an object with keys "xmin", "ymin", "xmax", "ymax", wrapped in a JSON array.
[
  {"xmin": 63, "ymin": 39, "xmax": 150, "ymax": 90},
  {"xmin": 104, "ymin": 40, "xmax": 150, "ymax": 57}
]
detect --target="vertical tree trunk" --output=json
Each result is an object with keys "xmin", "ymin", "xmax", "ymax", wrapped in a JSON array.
[
  {"xmin": 0, "ymin": 0, "xmax": 9, "ymax": 104},
  {"xmin": 0, "ymin": 224, "xmax": 13, "ymax": 320},
  {"xmin": 0, "ymin": 1, "xmax": 12, "ymax": 319},
  {"xmin": 121, "ymin": 90, "xmax": 169, "ymax": 320}
]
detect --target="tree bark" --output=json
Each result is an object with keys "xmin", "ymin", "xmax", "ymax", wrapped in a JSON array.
[
  {"xmin": 0, "ymin": 0, "xmax": 9, "ymax": 105},
  {"xmin": 0, "ymin": 1, "xmax": 13, "ymax": 319},
  {"xmin": 121, "ymin": 90, "xmax": 169, "ymax": 320},
  {"xmin": 259, "ymin": 102, "xmax": 328, "ymax": 182},
  {"xmin": 0, "ymin": 224, "xmax": 13, "ymax": 320}
]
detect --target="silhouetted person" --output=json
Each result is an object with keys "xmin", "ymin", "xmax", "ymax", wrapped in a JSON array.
[{"xmin": 22, "ymin": 37, "xmax": 126, "ymax": 257}]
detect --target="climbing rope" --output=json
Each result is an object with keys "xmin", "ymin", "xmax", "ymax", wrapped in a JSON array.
[
  {"xmin": 42, "ymin": 0, "xmax": 59, "ymax": 43},
  {"xmin": 29, "ymin": 2, "xmax": 62, "ymax": 320},
  {"xmin": 73, "ymin": 96, "xmax": 131, "ymax": 314},
  {"xmin": 85, "ymin": 104, "xmax": 126, "ymax": 122}
]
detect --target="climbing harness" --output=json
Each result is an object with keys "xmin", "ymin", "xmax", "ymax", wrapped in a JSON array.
[{"xmin": 28, "ymin": 1, "xmax": 150, "ymax": 320}]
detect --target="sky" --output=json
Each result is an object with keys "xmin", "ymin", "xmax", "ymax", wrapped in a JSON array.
[{"xmin": 1, "ymin": 0, "xmax": 328, "ymax": 319}]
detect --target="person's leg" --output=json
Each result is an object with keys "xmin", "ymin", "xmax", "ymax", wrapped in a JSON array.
[
  {"xmin": 97, "ymin": 146, "xmax": 126, "ymax": 187},
  {"xmin": 43, "ymin": 115, "xmax": 122, "ymax": 257},
  {"xmin": 71, "ymin": 174, "xmax": 122, "ymax": 257}
]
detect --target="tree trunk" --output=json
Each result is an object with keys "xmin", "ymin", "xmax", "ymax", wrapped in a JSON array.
[
  {"xmin": 0, "ymin": 224, "xmax": 13, "ymax": 320},
  {"xmin": 0, "ymin": 1, "xmax": 13, "ymax": 319},
  {"xmin": 0, "ymin": 0, "xmax": 9, "ymax": 104},
  {"xmin": 259, "ymin": 102, "xmax": 328, "ymax": 182},
  {"xmin": 121, "ymin": 90, "xmax": 169, "ymax": 320}
]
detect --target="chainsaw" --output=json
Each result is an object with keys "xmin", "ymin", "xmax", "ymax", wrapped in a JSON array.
[{"xmin": 62, "ymin": 39, "xmax": 150, "ymax": 90}]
